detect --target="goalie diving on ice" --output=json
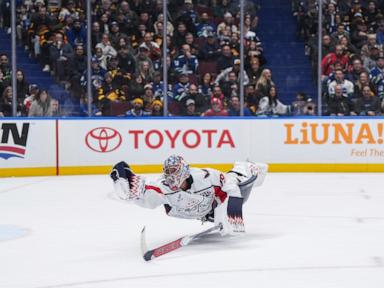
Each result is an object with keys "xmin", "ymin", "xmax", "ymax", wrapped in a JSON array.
[{"xmin": 110, "ymin": 155, "xmax": 268, "ymax": 237}]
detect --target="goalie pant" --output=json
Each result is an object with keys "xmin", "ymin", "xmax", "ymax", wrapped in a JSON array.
[{"xmin": 112, "ymin": 161, "xmax": 268, "ymax": 236}]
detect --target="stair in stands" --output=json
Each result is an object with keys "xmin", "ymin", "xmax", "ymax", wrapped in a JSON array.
[
  {"xmin": 0, "ymin": 29, "xmax": 75, "ymax": 114},
  {"xmin": 256, "ymin": 0, "xmax": 317, "ymax": 105}
]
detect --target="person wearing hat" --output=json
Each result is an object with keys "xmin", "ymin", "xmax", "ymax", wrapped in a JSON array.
[
  {"xmin": 346, "ymin": 0, "xmax": 363, "ymax": 21},
  {"xmin": 150, "ymin": 99, "xmax": 163, "ymax": 116},
  {"xmin": 126, "ymin": 98, "xmax": 150, "ymax": 117},
  {"xmin": 215, "ymin": 58, "xmax": 250, "ymax": 86},
  {"xmin": 362, "ymin": 43, "xmax": 381, "ymax": 71},
  {"xmin": 202, "ymin": 97, "xmax": 228, "ymax": 117},
  {"xmin": 181, "ymin": 0, "xmax": 198, "ymax": 25},
  {"xmin": 109, "ymin": 21, "xmax": 124, "ymax": 48},
  {"xmin": 184, "ymin": 98, "xmax": 200, "ymax": 116},
  {"xmin": 172, "ymin": 72, "xmax": 190, "ymax": 102},
  {"xmin": 370, "ymin": 53, "xmax": 384, "ymax": 84}
]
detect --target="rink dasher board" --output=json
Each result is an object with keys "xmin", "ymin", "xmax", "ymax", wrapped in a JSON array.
[{"xmin": 1, "ymin": 117, "xmax": 384, "ymax": 176}]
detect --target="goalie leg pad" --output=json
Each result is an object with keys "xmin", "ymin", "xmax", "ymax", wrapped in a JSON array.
[{"xmin": 214, "ymin": 196, "xmax": 245, "ymax": 236}]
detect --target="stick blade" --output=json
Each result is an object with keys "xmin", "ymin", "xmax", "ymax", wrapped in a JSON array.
[{"xmin": 140, "ymin": 226, "xmax": 154, "ymax": 261}]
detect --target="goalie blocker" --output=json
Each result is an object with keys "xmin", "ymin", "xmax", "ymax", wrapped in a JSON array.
[{"xmin": 110, "ymin": 155, "xmax": 268, "ymax": 236}]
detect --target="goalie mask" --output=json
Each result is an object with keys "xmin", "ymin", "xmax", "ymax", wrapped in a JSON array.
[{"xmin": 163, "ymin": 155, "xmax": 190, "ymax": 191}]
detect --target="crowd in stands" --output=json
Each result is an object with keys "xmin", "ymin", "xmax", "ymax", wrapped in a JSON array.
[
  {"xmin": 296, "ymin": 0, "xmax": 384, "ymax": 116},
  {"xmin": 1, "ymin": 0, "xmax": 298, "ymax": 117},
  {"xmin": 7, "ymin": 0, "xmax": 383, "ymax": 117}
]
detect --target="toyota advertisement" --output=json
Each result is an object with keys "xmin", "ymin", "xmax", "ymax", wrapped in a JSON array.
[{"xmin": 59, "ymin": 119, "xmax": 249, "ymax": 169}]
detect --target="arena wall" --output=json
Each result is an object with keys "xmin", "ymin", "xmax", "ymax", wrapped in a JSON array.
[{"xmin": 1, "ymin": 118, "xmax": 384, "ymax": 177}]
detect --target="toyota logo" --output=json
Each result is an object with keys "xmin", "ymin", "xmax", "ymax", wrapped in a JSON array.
[{"xmin": 85, "ymin": 127, "xmax": 122, "ymax": 152}]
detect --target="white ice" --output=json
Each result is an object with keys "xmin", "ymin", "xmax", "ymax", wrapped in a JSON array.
[{"xmin": 0, "ymin": 173, "xmax": 384, "ymax": 288}]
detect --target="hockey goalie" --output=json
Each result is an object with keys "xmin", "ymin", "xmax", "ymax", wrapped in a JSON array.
[{"xmin": 110, "ymin": 155, "xmax": 268, "ymax": 236}]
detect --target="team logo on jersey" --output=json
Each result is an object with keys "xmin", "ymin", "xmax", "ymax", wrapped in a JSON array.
[
  {"xmin": 0, "ymin": 123, "xmax": 30, "ymax": 160},
  {"xmin": 85, "ymin": 127, "xmax": 122, "ymax": 153}
]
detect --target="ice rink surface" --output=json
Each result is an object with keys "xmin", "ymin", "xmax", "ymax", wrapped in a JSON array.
[{"xmin": 1, "ymin": 173, "xmax": 384, "ymax": 288}]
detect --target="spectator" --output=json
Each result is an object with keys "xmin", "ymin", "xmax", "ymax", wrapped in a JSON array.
[
  {"xmin": 184, "ymin": 32, "xmax": 199, "ymax": 55},
  {"xmin": 143, "ymin": 84, "xmax": 155, "ymax": 113},
  {"xmin": 247, "ymin": 57, "xmax": 263, "ymax": 85},
  {"xmin": 96, "ymin": 33, "xmax": 117, "ymax": 60},
  {"xmin": 184, "ymin": 99, "xmax": 200, "ymax": 116},
  {"xmin": 128, "ymin": 74, "xmax": 145, "ymax": 100},
  {"xmin": 172, "ymin": 73, "xmax": 190, "ymax": 102},
  {"xmin": 228, "ymin": 95, "xmax": 252, "ymax": 116},
  {"xmin": 321, "ymin": 45, "xmax": 349, "ymax": 76},
  {"xmin": 216, "ymin": 44, "xmax": 234, "ymax": 73},
  {"xmin": 0, "ymin": 86, "xmax": 14, "ymax": 117},
  {"xmin": 16, "ymin": 70, "xmax": 29, "ymax": 103},
  {"xmin": 376, "ymin": 20, "xmax": 384, "ymax": 45},
  {"xmin": 172, "ymin": 44, "xmax": 199, "ymax": 74},
  {"xmin": 150, "ymin": 99, "xmax": 163, "ymax": 116},
  {"xmin": 91, "ymin": 21, "xmax": 103, "ymax": 46},
  {"xmin": 126, "ymin": 97, "xmax": 150, "ymax": 117},
  {"xmin": 117, "ymin": 47, "xmax": 136, "ymax": 75},
  {"xmin": 346, "ymin": 58, "xmax": 368, "ymax": 83},
  {"xmin": 196, "ymin": 12, "xmax": 216, "ymax": 38},
  {"xmin": 256, "ymin": 68, "xmax": 274, "ymax": 98},
  {"xmin": 245, "ymin": 84, "xmax": 259, "ymax": 114},
  {"xmin": 217, "ymin": 12, "xmax": 238, "ymax": 36},
  {"xmin": 331, "ymin": 24, "xmax": 350, "ymax": 43},
  {"xmin": 50, "ymin": 98, "xmax": 61, "ymax": 117},
  {"xmin": 28, "ymin": 90, "xmax": 53, "ymax": 117},
  {"xmin": 137, "ymin": 60, "xmax": 154, "ymax": 84},
  {"xmin": 199, "ymin": 33, "xmax": 221, "ymax": 61},
  {"xmin": 173, "ymin": 22, "xmax": 188, "ymax": 48},
  {"xmin": 328, "ymin": 69, "xmax": 354, "ymax": 99},
  {"xmin": 339, "ymin": 36, "xmax": 359, "ymax": 56},
  {"xmin": 364, "ymin": 1, "xmax": 380, "ymax": 31},
  {"xmin": 66, "ymin": 18, "xmax": 86, "ymax": 48},
  {"xmin": 202, "ymin": 97, "xmax": 228, "ymax": 116},
  {"xmin": 210, "ymin": 85, "xmax": 225, "ymax": 103},
  {"xmin": 351, "ymin": 85, "xmax": 381, "ymax": 116},
  {"xmin": 198, "ymin": 72, "xmax": 214, "ymax": 99},
  {"xmin": 49, "ymin": 32, "xmax": 74, "ymax": 82},
  {"xmin": 327, "ymin": 84, "xmax": 352, "ymax": 116},
  {"xmin": 353, "ymin": 71, "xmax": 376, "ymax": 100},
  {"xmin": 215, "ymin": 59, "xmax": 249, "ymax": 86},
  {"xmin": 219, "ymin": 71, "xmax": 238, "ymax": 99},
  {"xmin": 181, "ymin": 84, "xmax": 208, "ymax": 114},
  {"xmin": 351, "ymin": 20, "xmax": 368, "ymax": 49},
  {"xmin": 363, "ymin": 45, "xmax": 380, "ymax": 72},
  {"xmin": 291, "ymin": 92, "xmax": 312, "ymax": 116},
  {"xmin": 116, "ymin": 1, "xmax": 138, "ymax": 35},
  {"xmin": 370, "ymin": 55, "xmax": 384, "ymax": 84},
  {"xmin": 256, "ymin": 86, "xmax": 290, "ymax": 116},
  {"xmin": 141, "ymin": 32, "xmax": 161, "ymax": 61},
  {"xmin": 69, "ymin": 45, "xmax": 87, "ymax": 101},
  {"xmin": 154, "ymin": 13, "xmax": 174, "ymax": 36}
]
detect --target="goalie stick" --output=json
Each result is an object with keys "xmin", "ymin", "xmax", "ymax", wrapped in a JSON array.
[{"xmin": 141, "ymin": 224, "xmax": 222, "ymax": 261}]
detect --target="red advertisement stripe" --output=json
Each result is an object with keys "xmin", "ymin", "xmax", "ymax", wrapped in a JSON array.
[{"xmin": 0, "ymin": 146, "xmax": 26, "ymax": 155}]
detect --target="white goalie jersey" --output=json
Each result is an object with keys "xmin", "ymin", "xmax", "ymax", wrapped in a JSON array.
[{"xmin": 112, "ymin": 161, "xmax": 268, "ymax": 235}]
